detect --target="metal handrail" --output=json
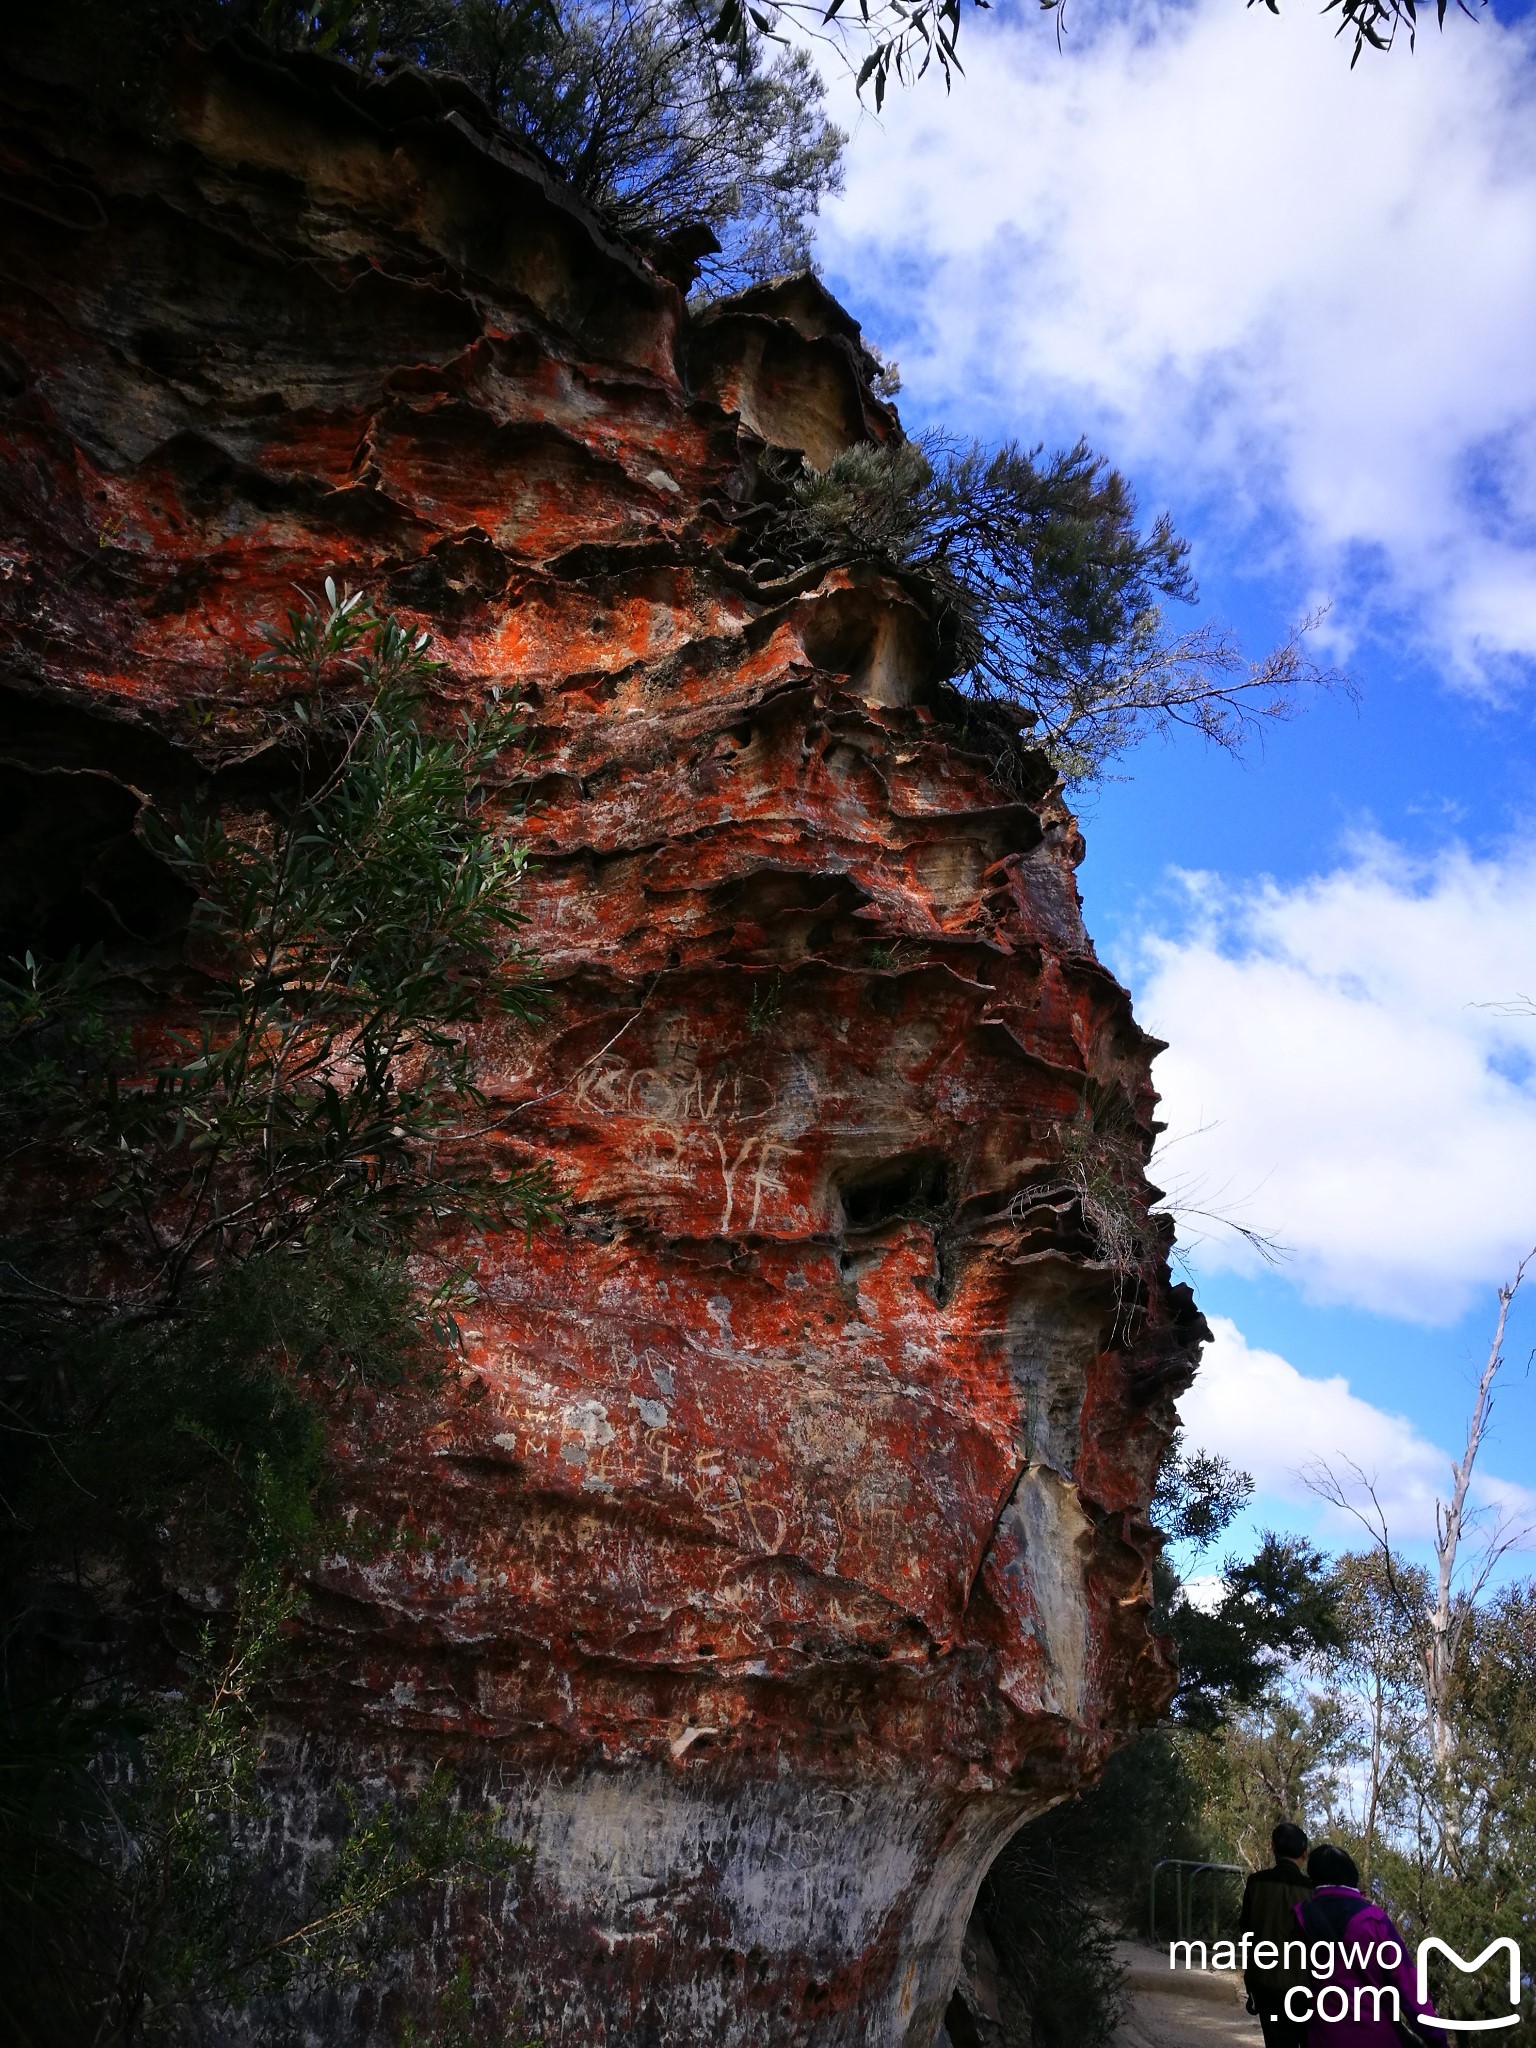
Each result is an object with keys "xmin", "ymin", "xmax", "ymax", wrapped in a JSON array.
[{"xmin": 1149, "ymin": 1858, "xmax": 1246, "ymax": 1945}]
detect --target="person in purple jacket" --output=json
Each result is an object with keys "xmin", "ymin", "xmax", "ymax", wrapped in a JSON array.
[{"xmin": 1291, "ymin": 1844, "xmax": 1444, "ymax": 2046}]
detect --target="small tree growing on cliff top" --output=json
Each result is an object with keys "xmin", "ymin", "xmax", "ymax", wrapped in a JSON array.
[
  {"xmin": 236, "ymin": 0, "xmax": 846, "ymax": 288},
  {"xmin": 759, "ymin": 435, "xmax": 1337, "ymax": 783}
]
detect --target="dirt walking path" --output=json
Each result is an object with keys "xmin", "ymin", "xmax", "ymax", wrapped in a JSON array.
[{"xmin": 1112, "ymin": 1942, "xmax": 1266, "ymax": 2048}]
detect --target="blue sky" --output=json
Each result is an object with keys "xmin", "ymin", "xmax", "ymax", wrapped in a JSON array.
[{"xmin": 811, "ymin": 0, "xmax": 1536, "ymax": 1576}]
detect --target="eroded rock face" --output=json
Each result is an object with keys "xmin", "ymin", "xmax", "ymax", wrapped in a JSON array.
[{"xmin": 0, "ymin": 28, "xmax": 1203, "ymax": 2044}]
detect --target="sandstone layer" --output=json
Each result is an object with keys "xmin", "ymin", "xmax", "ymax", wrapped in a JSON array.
[{"xmin": 0, "ymin": 27, "xmax": 1204, "ymax": 2045}]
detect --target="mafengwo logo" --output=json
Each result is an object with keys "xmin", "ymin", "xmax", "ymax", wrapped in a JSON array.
[
  {"xmin": 1168, "ymin": 1933, "xmax": 1526, "ymax": 2032},
  {"xmin": 1418, "ymin": 1938, "xmax": 1523, "ymax": 2032}
]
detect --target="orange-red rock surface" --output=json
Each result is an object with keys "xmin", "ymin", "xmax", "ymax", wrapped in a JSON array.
[{"xmin": 0, "ymin": 27, "xmax": 1203, "ymax": 2044}]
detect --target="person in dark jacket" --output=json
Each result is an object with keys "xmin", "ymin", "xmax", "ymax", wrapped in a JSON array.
[{"xmin": 1240, "ymin": 1822, "xmax": 1315, "ymax": 2048}]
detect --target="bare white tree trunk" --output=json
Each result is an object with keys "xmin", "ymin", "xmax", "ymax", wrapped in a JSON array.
[
  {"xmin": 1309, "ymin": 1244, "xmax": 1535, "ymax": 1874},
  {"xmin": 1361, "ymin": 1660, "xmax": 1384, "ymax": 1885},
  {"xmin": 1423, "ymin": 1252, "xmax": 1529, "ymax": 1769}
]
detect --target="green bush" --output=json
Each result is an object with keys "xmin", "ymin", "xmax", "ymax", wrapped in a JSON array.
[{"xmin": 0, "ymin": 585, "xmax": 551, "ymax": 2046}]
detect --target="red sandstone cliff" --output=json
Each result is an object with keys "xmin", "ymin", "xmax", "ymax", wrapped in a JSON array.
[{"xmin": 0, "ymin": 26, "xmax": 1204, "ymax": 2044}]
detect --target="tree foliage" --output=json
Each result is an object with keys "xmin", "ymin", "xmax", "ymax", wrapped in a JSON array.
[
  {"xmin": 1148, "ymin": 1434, "xmax": 1341, "ymax": 1730},
  {"xmin": 761, "ymin": 435, "xmax": 1334, "ymax": 782},
  {"xmin": 1165, "ymin": 1535, "xmax": 1343, "ymax": 1731},
  {"xmin": 201, "ymin": 0, "xmax": 1493, "ymax": 125},
  {"xmin": 1185, "ymin": 1688, "xmax": 1353, "ymax": 1872},
  {"xmin": 708, "ymin": 0, "xmax": 1488, "ymax": 107},
  {"xmin": 1153, "ymin": 1431, "xmax": 1254, "ymax": 1552}
]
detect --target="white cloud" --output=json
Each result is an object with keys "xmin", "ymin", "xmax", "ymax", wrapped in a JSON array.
[
  {"xmin": 818, "ymin": 0, "xmax": 1536, "ymax": 674},
  {"xmin": 1136, "ymin": 833, "xmax": 1536, "ymax": 1320},
  {"xmin": 1180, "ymin": 1316, "xmax": 1535, "ymax": 1544}
]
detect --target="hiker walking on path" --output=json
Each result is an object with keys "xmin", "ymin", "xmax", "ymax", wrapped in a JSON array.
[
  {"xmin": 1294, "ymin": 1844, "xmax": 1443, "ymax": 2046},
  {"xmin": 1239, "ymin": 1822, "xmax": 1315, "ymax": 2048}
]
